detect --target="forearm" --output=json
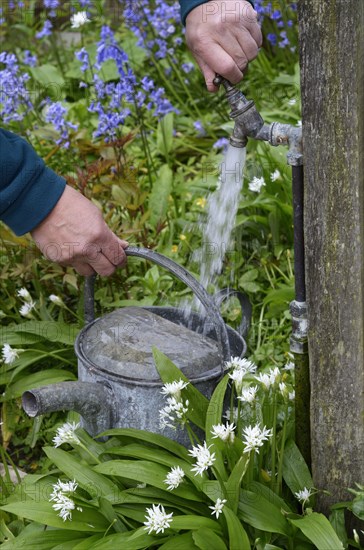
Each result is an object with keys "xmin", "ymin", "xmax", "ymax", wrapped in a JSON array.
[{"xmin": 0, "ymin": 129, "xmax": 66, "ymax": 235}]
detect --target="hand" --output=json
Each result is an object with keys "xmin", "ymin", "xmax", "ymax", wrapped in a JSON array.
[
  {"xmin": 31, "ymin": 185, "xmax": 128, "ymax": 276},
  {"xmin": 185, "ymin": 0, "xmax": 262, "ymax": 92}
]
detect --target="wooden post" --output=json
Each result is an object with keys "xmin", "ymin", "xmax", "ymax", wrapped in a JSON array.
[{"xmin": 298, "ymin": 0, "xmax": 364, "ymax": 512}]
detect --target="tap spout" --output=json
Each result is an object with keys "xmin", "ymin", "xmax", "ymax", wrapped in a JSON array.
[
  {"xmin": 22, "ymin": 381, "xmax": 114, "ymax": 437},
  {"xmin": 214, "ymin": 76, "xmax": 303, "ymax": 164}
]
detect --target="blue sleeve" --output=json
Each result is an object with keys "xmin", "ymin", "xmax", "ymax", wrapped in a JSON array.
[
  {"xmin": 0, "ymin": 129, "xmax": 66, "ymax": 236},
  {"xmin": 180, "ymin": 0, "xmax": 255, "ymax": 25}
]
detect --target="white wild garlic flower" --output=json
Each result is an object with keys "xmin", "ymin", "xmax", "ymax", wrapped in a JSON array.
[
  {"xmin": 19, "ymin": 300, "xmax": 36, "ymax": 317},
  {"xmin": 270, "ymin": 169, "xmax": 281, "ymax": 182},
  {"xmin": 283, "ymin": 361, "xmax": 295, "ymax": 371},
  {"xmin": 248, "ymin": 176, "xmax": 265, "ymax": 193},
  {"xmin": 294, "ymin": 487, "xmax": 313, "ymax": 505},
  {"xmin": 160, "ymin": 379, "xmax": 189, "ymax": 399},
  {"xmin": 49, "ymin": 294, "xmax": 65, "ymax": 307},
  {"xmin": 17, "ymin": 287, "xmax": 31, "ymax": 301},
  {"xmin": 242, "ymin": 424, "xmax": 273, "ymax": 454},
  {"xmin": 70, "ymin": 11, "xmax": 91, "ymax": 28},
  {"xmin": 164, "ymin": 466, "xmax": 185, "ymax": 490},
  {"xmin": 53, "ymin": 422, "xmax": 81, "ymax": 447},
  {"xmin": 211, "ymin": 422, "xmax": 236, "ymax": 443},
  {"xmin": 209, "ymin": 498, "xmax": 227, "ymax": 519},
  {"xmin": 49, "ymin": 478, "xmax": 81, "ymax": 522},
  {"xmin": 189, "ymin": 441, "xmax": 216, "ymax": 476},
  {"xmin": 159, "ymin": 397, "xmax": 189, "ymax": 430},
  {"xmin": 144, "ymin": 504, "xmax": 173, "ymax": 534},
  {"xmin": 225, "ymin": 356, "xmax": 257, "ymax": 374},
  {"xmin": 223, "ymin": 406, "xmax": 242, "ymax": 423},
  {"xmin": 1, "ymin": 343, "xmax": 20, "ymax": 365},
  {"xmin": 289, "ymin": 390, "xmax": 295, "ymax": 401},
  {"xmin": 238, "ymin": 385, "xmax": 259, "ymax": 403}
]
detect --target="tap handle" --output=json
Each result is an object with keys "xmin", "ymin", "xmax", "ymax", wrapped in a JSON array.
[{"xmin": 213, "ymin": 74, "xmax": 235, "ymax": 91}]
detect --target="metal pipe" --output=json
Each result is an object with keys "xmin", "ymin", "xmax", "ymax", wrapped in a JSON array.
[
  {"xmin": 22, "ymin": 381, "xmax": 114, "ymax": 437},
  {"xmin": 292, "ymin": 165, "xmax": 306, "ymax": 302}
]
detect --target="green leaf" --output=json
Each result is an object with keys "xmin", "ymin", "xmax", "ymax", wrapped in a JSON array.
[
  {"xmin": 159, "ymin": 532, "xmax": 198, "ymax": 549},
  {"xmin": 192, "ymin": 527, "xmax": 228, "ymax": 550},
  {"xmin": 329, "ymin": 508, "xmax": 348, "ymax": 548},
  {"xmin": 205, "ymin": 375, "xmax": 229, "ymax": 444},
  {"xmin": 44, "ymin": 447, "xmax": 116, "ymax": 498},
  {"xmin": 239, "ymin": 269, "xmax": 258, "ymax": 283},
  {"xmin": 225, "ymin": 455, "xmax": 250, "ymax": 512},
  {"xmin": 0, "ymin": 501, "xmax": 108, "ymax": 532},
  {"xmin": 30, "ymin": 64, "xmax": 65, "ymax": 99},
  {"xmin": 5, "ymin": 370, "xmax": 75, "ymax": 399},
  {"xmin": 223, "ymin": 505, "xmax": 251, "ymax": 549},
  {"xmin": 282, "ymin": 439, "xmax": 314, "ymax": 498},
  {"xmin": 7, "ymin": 321, "xmax": 79, "ymax": 345},
  {"xmin": 149, "ymin": 164, "xmax": 173, "ymax": 226},
  {"xmin": 99, "ymin": 428, "xmax": 190, "ymax": 461},
  {"xmin": 94, "ymin": 460, "xmax": 202, "ymax": 501},
  {"xmin": 82, "ymin": 529, "xmax": 161, "ymax": 549},
  {"xmin": 352, "ymin": 494, "xmax": 364, "ymax": 519},
  {"xmin": 289, "ymin": 513, "xmax": 345, "ymax": 550},
  {"xmin": 238, "ymin": 490, "xmax": 292, "ymax": 536},
  {"xmin": 247, "ymin": 481, "xmax": 292, "ymax": 514},
  {"xmin": 152, "ymin": 347, "xmax": 209, "ymax": 430},
  {"xmin": 172, "ymin": 515, "xmax": 223, "ymax": 534},
  {"xmin": 0, "ymin": 529, "xmax": 87, "ymax": 549},
  {"xmin": 157, "ymin": 113, "xmax": 174, "ymax": 158}
]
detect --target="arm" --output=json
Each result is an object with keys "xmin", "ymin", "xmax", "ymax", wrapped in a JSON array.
[
  {"xmin": 0, "ymin": 129, "xmax": 127, "ymax": 276},
  {"xmin": 180, "ymin": 0, "xmax": 262, "ymax": 92}
]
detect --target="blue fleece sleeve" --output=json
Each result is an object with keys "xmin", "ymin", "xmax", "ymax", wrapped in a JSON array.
[
  {"xmin": 180, "ymin": 0, "xmax": 255, "ymax": 25},
  {"xmin": 0, "ymin": 129, "xmax": 66, "ymax": 236}
]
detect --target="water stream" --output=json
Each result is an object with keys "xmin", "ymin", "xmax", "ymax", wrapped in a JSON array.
[{"xmin": 196, "ymin": 144, "xmax": 247, "ymax": 292}]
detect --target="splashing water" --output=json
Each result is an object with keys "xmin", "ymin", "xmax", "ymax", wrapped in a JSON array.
[{"xmin": 197, "ymin": 144, "xmax": 247, "ymax": 291}]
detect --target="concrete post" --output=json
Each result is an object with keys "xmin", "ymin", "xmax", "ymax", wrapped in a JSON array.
[{"xmin": 298, "ymin": 0, "xmax": 364, "ymax": 512}]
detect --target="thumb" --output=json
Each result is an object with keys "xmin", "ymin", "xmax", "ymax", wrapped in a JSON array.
[{"xmin": 195, "ymin": 55, "xmax": 219, "ymax": 93}]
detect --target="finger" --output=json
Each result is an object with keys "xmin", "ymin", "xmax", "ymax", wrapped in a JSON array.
[
  {"xmin": 235, "ymin": 30, "xmax": 261, "ymax": 63},
  {"xmin": 96, "ymin": 232, "xmax": 128, "ymax": 267},
  {"xmin": 89, "ymin": 252, "xmax": 118, "ymax": 277},
  {"xmin": 195, "ymin": 55, "xmax": 220, "ymax": 92},
  {"xmin": 246, "ymin": 22, "xmax": 263, "ymax": 48},
  {"xmin": 72, "ymin": 262, "xmax": 96, "ymax": 277},
  {"xmin": 195, "ymin": 41, "xmax": 244, "ymax": 85}
]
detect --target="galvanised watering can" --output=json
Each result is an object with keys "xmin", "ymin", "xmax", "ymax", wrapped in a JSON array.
[{"xmin": 22, "ymin": 247, "xmax": 251, "ymax": 445}]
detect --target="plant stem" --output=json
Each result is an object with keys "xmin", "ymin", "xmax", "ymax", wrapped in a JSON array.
[
  {"xmin": 270, "ymin": 392, "xmax": 278, "ymax": 493},
  {"xmin": 277, "ymin": 402, "xmax": 288, "ymax": 495}
]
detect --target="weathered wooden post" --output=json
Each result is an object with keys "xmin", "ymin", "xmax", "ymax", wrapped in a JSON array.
[{"xmin": 298, "ymin": 0, "xmax": 364, "ymax": 512}]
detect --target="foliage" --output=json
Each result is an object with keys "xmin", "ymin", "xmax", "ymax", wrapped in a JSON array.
[{"xmin": 0, "ymin": 350, "xmax": 346, "ymax": 549}]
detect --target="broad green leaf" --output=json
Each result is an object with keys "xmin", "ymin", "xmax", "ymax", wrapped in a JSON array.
[
  {"xmin": 238, "ymin": 490, "xmax": 292, "ymax": 536},
  {"xmin": 289, "ymin": 513, "xmax": 345, "ymax": 550},
  {"xmin": 329, "ymin": 508, "xmax": 348, "ymax": 548},
  {"xmin": 192, "ymin": 527, "xmax": 228, "ymax": 550},
  {"xmin": 225, "ymin": 455, "xmax": 250, "ymax": 512},
  {"xmin": 82, "ymin": 529, "xmax": 161, "ymax": 550},
  {"xmin": 0, "ymin": 501, "xmax": 108, "ymax": 532},
  {"xmin": 99, "ymin": 428, "xmax": 190, "ymax": 460},
  {"xmin": 352, "ymin": 495, "xmax": 364, "ymax": 519},
  {"xmin": 72, "ymin": 535, "xmax": 103, "ymax": 549},
  {"xmin": 0, "ymin": 529, "xmax": 87, "ymax": 549},
  {"xmin": 149, "ymin": 164, "xmax": 173, "ymax": 225},
  {"xmin": 239, "ymin": 269, "xmax": 259, "ymax": 283},
  {"xmin": 102, "ymin": 444, "xmax": 203, "ymax": 490},
  {"xmin": 6, "ymin": 321, "xmax": 79, "ymax": 345},
  {"xmin": 159, "ymin": 532, "xmax": 198, "ymax": 549},
  {"xmin": 205, "ymin": 375, "xmax": 229, "ymax": 443},
  {"xmin": 98, "ymin": 497, "xmax": 127, "ymax": 533},
  {"xmin": 172, "ymin": 515, "xmax": 223, "ymax": 534},
  {"xmin": 30, "ymin": 64, "xmax": 65, "ymax": 99},
  {"xmin": 44, "ymin": 447, "xmax": 116, "ymax": 498},
  {"xmin": 94, "ymin": 460, "xmax": 202, "ymax": 501},
  {"xmin": 248, "ymin": 482, "xmax": 292, "ymax": 513},
  {"xmin": 223, "ymin": 505, "xmax": 250, "ymax": 549},
  {"xmin": 152, "ymin": 347, "xmax": 209, "ymax": 429},
  {"xmin": 282, "ymin": 439, "xmax": 314, "ymax": 498},
  {"xmin": 157, "ymin": 113, "xmax": 174, "ymax": 158},
  {"xmin": 5, "ymin": 370, "xmax": 75, "ymax": 399}
]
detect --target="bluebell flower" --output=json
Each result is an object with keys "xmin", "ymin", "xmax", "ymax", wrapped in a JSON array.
[
  {"xmin": 194, "ymin": 120, "xmax": 206, "ymax": 136},
  {"xmin": 45, "ymin": 101, "xmax": 78, "ymax": 148},
  {"xmin": 79, "ymin": 0, "xmax": 91, "ymax": 5},
  {"xmin": 271, "ymin": 9, "xmax": 281, "ymax": 20},
  {"xmin": 75, "ymin": 47, "xmax": 90, "ymax": 72},
  {"xmin": 267, "ymin": 33, "xmax": 277, "ymax": 46},
  {"xmin": 43, "ymin": 0, "xmax": 59, "ymax": 7},
  {"xmin": 181, "ymin": 62, "xmax": 194, "ymax": 74},
  {"xmin": 36, "ymin": 19, "xmax": 52, "ymax": 39},
  {"xmin": 0, "ymin": 52, "xmax": 33, "ymax": 122},
  {"xmin": 213, "ymin": 137, "xmax": 229, "ymax": 152},
  {"xmin": 279, "ymin": 31, "xmax": 290, "ymax": 48},
  {"xmin": 23, "ymin": 50, "xmax": 37, "ymax": 67}
]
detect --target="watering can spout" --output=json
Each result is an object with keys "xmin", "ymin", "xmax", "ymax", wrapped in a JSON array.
[{"xmin": 22, "ymin": 381, "xmax": 114, "ymax": 437}]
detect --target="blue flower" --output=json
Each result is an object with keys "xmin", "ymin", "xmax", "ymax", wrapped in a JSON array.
[
  {"xmin": 45, "ymin": 101, "xmax": 78, "ymax": 148},
  {"xmin": 75, "ymin": 47, "xmax": 90, "ymax": 72},
  {"xmin": 194, "ymin": 120, "xmax": 206, "ymax": 136},
  {"xmin": 43, "ymin": 0, "xmax": 59, "ymax": 7},
  {"xmin": 23, "ymin": 50, "xmax": 37, "ymax": 67},
  {"xmin": 213, "ymin": 137, "xmax": 229, "ymax": 152},
  {"xmin": 0, "ymin": 51, "xmax": 33, "ymax": 122},
  {"xmin": 267, "ymin": 33, "xmax": 277, "ymax": 46},
  {"xmin": 36, "ymin": 19, "xmax": 52, "ymax": 39},
  {"xmin": 182, "ymin": 62, "xmax": 194, "ymax": 74}
]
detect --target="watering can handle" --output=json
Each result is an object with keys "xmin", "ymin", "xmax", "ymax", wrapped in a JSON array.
[{"xmin": 84, "ymin": 246, "xmax": 231, "ymax": 363}]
